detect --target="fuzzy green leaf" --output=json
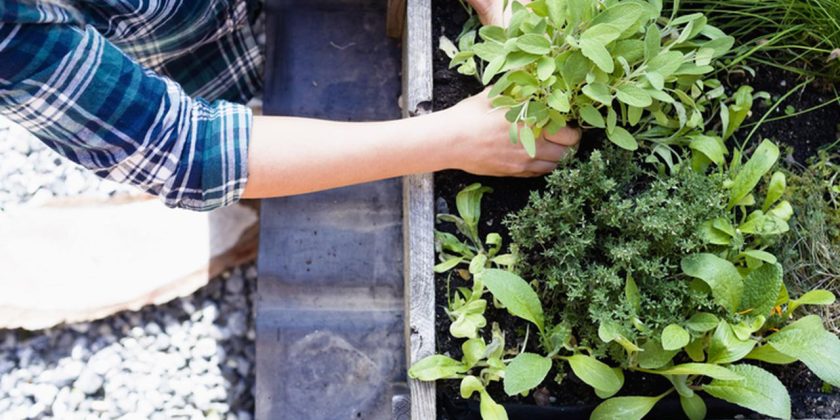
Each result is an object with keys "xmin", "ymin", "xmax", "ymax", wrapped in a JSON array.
[
  {"xmin": 703, "ymin": 364, "xmax": 791, "ymax": 420},
  {"xmin": 566, "ymin": 355, "xmax": 622, "ymax": 395},
  {"xmin": 686, "ymin": 312, "xmax": 718, "ymax": 332},
  {"xmin": 746, "ymin": 345, "xmax": 797, "ymax": 365},
  {"xmin": 767, "ymin": 315, "xmax": 840, "ymax": 387},
  {"xmin": 519, "ymin": 124, "xmax": 537, "ymax": 158},
  {"xmin": 653, "ymin": 363, "xmax": 743, "ymax": 380},
  {"xmin": 707, "ymin": 321, "xmax": 756, "ymax": 364},
  {"xmin": 579, "ymin": 104, "xmax": 606, "ymax": 128},
  {"xmin": 479, "ymin": 269, "xmax": 544, "ymax": 332},
  {"xmin": 680, "ymin": 394, "xmax": 707, "ymax": 420},
  {"xmin": 661, "ymin": 324, "xmax": 690, "ymax": 350},
  {"xmin": 681, "ymin": 253, "xmax": 743, "ymax": 312},
  {"xmin": 616, "ymin": 85, "xmax": 653, "ymax": 107},
  {"xmin": 582, "ymin": 82, "xmax": 613, "ymax": 105},
  {"xmin": 729, "ymin": 140, "xmax": 780, "ymax": 208},
  {"xmin": 516, "ymin": 34, "xmax": 552, "ymax": 55},
  {"xmin": 591, "ymin": 395, "xmax": 666, "ymax": 420},
  {"xmin": 607, "ymin": 126, "xmax": 638, "ymax": 151},
  {"xmin": 739, "ymin": 263, "xmax": 783, "ymax": 318},
  {"xmin": 504, "ymin": 353, "xmax": 552, "ymax": 396},
  {"xmin": 408, "ymin": 355, "xmax": 467, "ymax": 380},
  {"xmin": 580, "ymin": 38, "xmax": 614, "ymax": 73}
]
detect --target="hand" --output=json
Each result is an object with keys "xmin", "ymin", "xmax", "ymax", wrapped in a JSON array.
[
  {"xmin": 467, "ymin": 0, "xmax": 530, "ymax": 26},
  {"xmin": 439, "ymin": 89, "xmax": 580, "ymax": 177}
]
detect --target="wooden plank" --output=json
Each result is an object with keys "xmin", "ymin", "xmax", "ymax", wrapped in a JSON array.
[
  {"xmin": 402, "ymin": 0, "xmax": 435, "ymax": 418},
  {"xmin": 387, "ymin": 0, "xmax": 407, "ymax": 39}
]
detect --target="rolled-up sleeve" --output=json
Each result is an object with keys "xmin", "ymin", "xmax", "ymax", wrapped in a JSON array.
[{"xmin": 0, "ymin": 21, "xmax": 251, "ymax": 211}]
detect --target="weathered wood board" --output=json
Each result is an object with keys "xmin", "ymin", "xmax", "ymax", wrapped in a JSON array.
[
  {"xmin": 402, "ymin": 0, "xmax": 436, "ymax": 418},
  {"xmin": 256, "ymin": 0, "xmax": 406, "ymax": 418}
]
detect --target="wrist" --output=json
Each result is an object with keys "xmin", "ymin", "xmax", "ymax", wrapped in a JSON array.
[{"xmin": 423, "ymin": 108, "xmax": 466, "ymax": 172}]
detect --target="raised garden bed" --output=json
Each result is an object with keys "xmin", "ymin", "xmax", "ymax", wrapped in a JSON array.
[{"xmin": 404, "ymin": 0, "xmax": 840, "ymax": 419}]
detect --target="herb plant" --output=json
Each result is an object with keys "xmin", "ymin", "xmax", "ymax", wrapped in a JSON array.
[{"xmin": 443, "ymin": 0, "xmax": 734, "ymax": 155}]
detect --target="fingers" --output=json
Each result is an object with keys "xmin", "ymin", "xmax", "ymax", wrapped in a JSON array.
[
  {"xmin": 533, "ymin": 138, "xmax": 569, "ymax": 162},
  {"xmin": 543, "ymin": 126, "xmax": 581, "ymax": 147},
  {"xmin": 513, "ymin": 160, "xmax": 559, "ymax": 177}
]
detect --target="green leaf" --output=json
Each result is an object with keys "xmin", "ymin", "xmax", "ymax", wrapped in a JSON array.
[
  {"xmin": 479, "ymin": 26, "xmax": 507, "ymax": 44},
  {"xmin": 638, "ymin": 340, "xmax": 677, "ymax": 369},
  {"xmin": 580, "ymin": 38, "xmax": 615, "ymax": 73},
  {"xmin": 680, "ymin": 394, "xmax": 707, "ymax": 420},
  {"xmin": 590, "ymin": 394, "xmax": 666, "ymax": 420},
  {"xmin": 616, "ymin": 85, "xmax": 652, "ymax": 107},
  {"xmin": 661, "ymin": 324, "xmax": 690, "ymax": 350},
  {"xmin": 729, "ymin": 140, "xmax": 780, "ymax": 208},
  {"xmin": 685, "ymin": 338, "xmax": 705, "ymax": 362},
  {"xmin": 647, "ymin": 51, "xmax": 683, "ymax": 78},
  {"xmin": 519, "ymin": 125, "xmax": 537, "ymax": 158},
  {"xmin": 460, "ymin": 375, "xmax": 484, "ymax": 398},
  {"xmin": 582, "ymin": 82, "xmax": 613, "ymax": 105},
  {"xmin": 644, "ymin": 71, "xmax": 664, "ymax": 90},
  {"xmin": 688, "ymin": 135, "xmax": 725, "ymax": 165},
  {"xmin": 546, "ymin": 0, "xmax": 567, "ymax": 26},
  {"xmin": 625, "ymin": 277, "xmax": 641, "ymax": 313},
  {"xmin": 768, "ymin": 315, "xmax": 840, "ymax": 387},
  {"xmin": 562, "ymin": 51, "xmax": 591, "ymax": 86},
  {"xmin": 653, "ymin": 363, "xmax": 743, "ymax": 380},
  {"xmin": 408, "ymin": 355, "xmax": 467, "ymax": 380},
  {"xmin": 589, "ymin": 3, "xmax": 645, "ymax": 33},
  {"xmin": 788, "ymin": 290, "xmax": 836, "ymax": 314},
  {"xmin": 479, "ymin": 391, "xmax": 509, "ymax": 420},
  {"xmin": 469, "ymin": 254, "xmax": 488, "ymax": 274},
  {"xmin": 741, "ymin": 249, "xmax": 777, "ymax": 264},
  {"xmin": 607, "ymin": 126, "xmax": 638, "ymax": 151},
  {"xmin": 462, "ymin": 338, "xmax": 486, "ymax": 368},
  {"xmin": 579, "ymin": 104, "xmax": 606, "ymax": 128},
  {"xmin": 566, "ymin": 355, "xmax": 622, "ymax": 396},
  {"xmin": 739, "ymin": 263, "xmax": 783, "ymax": 318},
  {"xmin": 681, "ymin": 253, "xmax": 743, "ymax": 312},
  {"xmin": 644, "ymin": 25, "xmax": 660, "ymax": 61},
  {"xmin": 686, "ymin": 312, "xmax": 719, "ymax": 332},
  {"xmin": 482, "ymin": 56, "xmax": 505, "ymax": 85},
  {"xmin": 434, "ymin": 257, "xmax": 463, "ymax": 273},
  {"xmin": 746, "ymin": 345, "xmax": 797, "ymax": 365},
  {"xmin": 479, "ymin": 269, "xmax": 544, "ymax": 333},
  {"xmin": 536, "ymin": 56, "xmax": 556, "ymax": 81},
  {"xmin": 456, "ymin": 183, "xmax": 493, "ymax": 231},
  {"xmin": 703, "ymin": 364, "xmax": 791, "ymax": 420},
  {"xmin": 450, "ymin": 299, "xmax": 487, "ymax": 339},
  {"xmin": 516, "ymin": 34, "xmax": 551, "ymax": 55},
  {"xmin": 547, "ymin": 90, "xmax": 571, "ymax": 113},
  {"xmin": 504, "ymin": 353, "xmax": 553, "ymax": 396},
  {"xmin": 581, "ymin": 23, "xmax": 623, "ymax": 45},
  {"xmin": 707, "ymin": 321, "xmax": 756, "ymax": 364}
]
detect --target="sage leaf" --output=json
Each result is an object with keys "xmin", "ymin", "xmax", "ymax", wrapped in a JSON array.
[
  {"xmin": 638, "ymin": 340, "xmax": 677, "ymax": 369},
  {"xmin": 788, "ymin": 290, "xmax": 836, "ymax": 314},
  {"xmin": 688, "ymin": 135, "xmax": 725, "ymax": 165},
  {"xmin": 653, "ymin": 363, "xmax": 743, "ymax": 380},
  {"xmin": 661, "ymin": 324, "xmax": 690, "ymax": 350},
  {"xmin": 504, "ymin": 353, "xmax": 552, "ymax": 396},
  {"xmin": 582, "ymin": 82, "xmax": 613, "ymax": 105},
  {"xmin": 566, "ymin": 355, "xmax": 622, "ymax": 396},
  {"xmin": 767, "ymin": 315, "xmax": 840, "ymax": 387},
  {"xmin": 703, "ymin": 364, "xmax": 791, "ymax": 420},
  {"xmin": 590, "ymin": 394, "xmax": 666, "ymax": 420},
  {"xmin": 607, "ymin": 126, "xmax": 638, "ymax": 151},
  {"xmin": 579, "ymin": 104, "xmax": 606, "ymax": 128},
  {"xmin": 516, "ymin": 34, "xmax": 551, "ymax": 55},
  {"xmin": 408, "ymin": 355, "xmax": 467, "ymax": 380},
  {"xmin": 519, "ymin": 124, "xmax": 537, "ymax": 158},
  {"xmin": 616, "ymin": 85, "xmax": 653, "ymax": 107},
  {"xmin": 580, "ymin": 38, "xmax": 614, "ymax": 73},
  {"xmin": 479, "ymin": 269, "xmax": 545, "ymax": 333},
  {"xmin": 707, "ymin": 321, "xmax": 756, "ymax": 364},
  {"xmin": 685, "ymin": 312, "xmax": 719, "ymax": 332},
  {"xmin": 681, "ymin": 253, "xmax": 743, "ymax": 312},
  {"xmin": 728, "ymin": 140, "xmax": 780, "ymax": 208},
  {"xmin": 680, "ymin": 393, "xmax": 707, "ymax": 420}
]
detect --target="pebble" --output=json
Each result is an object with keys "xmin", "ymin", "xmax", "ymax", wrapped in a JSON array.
[{"xmin": 0, "ymin": 118, "xmax": 258, "ymax": 416}]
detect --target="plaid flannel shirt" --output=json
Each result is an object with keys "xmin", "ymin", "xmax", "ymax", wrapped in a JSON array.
[{"xmin": 0, "ymin": 0, "xmax": 264, "ymax": 211}]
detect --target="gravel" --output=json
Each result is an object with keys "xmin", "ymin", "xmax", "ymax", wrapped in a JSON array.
[{"xmin": 0, "ymin": 116, "xmax": 259, "ymax": 418}]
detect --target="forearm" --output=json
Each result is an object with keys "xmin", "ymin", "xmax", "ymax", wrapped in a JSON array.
[{"xmin": 241, "ymin": 113, "xmax": 455, "ymax": 198}]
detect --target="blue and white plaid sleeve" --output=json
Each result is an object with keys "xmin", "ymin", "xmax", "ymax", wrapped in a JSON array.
[{"xmin": 0, "ymin": 20, "xmax": 251, "ymax": 211}]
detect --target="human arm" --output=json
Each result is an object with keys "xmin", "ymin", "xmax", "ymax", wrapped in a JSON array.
[{"xmin": 242, "ymin": 91, "xmax": 579, "ymax": 198}]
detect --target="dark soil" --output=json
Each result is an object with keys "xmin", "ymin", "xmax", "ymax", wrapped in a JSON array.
[{"xmin": 430, "ymin": 0, "xmax": 840, "ymax": 418}]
